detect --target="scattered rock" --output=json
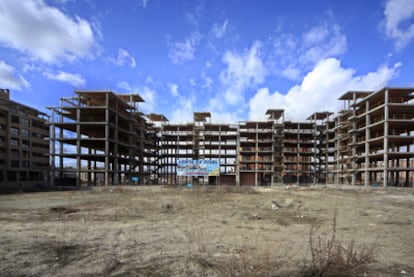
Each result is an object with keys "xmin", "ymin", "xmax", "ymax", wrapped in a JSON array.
[
  {"xmin": 250, "ymin": 213, "xmax": 261, "ymax": 220},
  {"xmin": 49, "ymin": 206, "xmax": 79, "ymax": 214}
]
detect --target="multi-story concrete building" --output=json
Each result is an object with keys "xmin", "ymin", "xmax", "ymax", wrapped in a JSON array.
[
  {"xmin": 48, "ymin": 87, "xmax": 414, "ymax": 188},
  {"xmin": 0, "ymin": 89, "xmax": 49, "ymax": 190},
  {"xmin": 335, "ymin": 88, "xmax": 414, "ymax": 186},
  {"xmin": 48, "ymin": 91, "xmax": 146, "ymax": 186}
]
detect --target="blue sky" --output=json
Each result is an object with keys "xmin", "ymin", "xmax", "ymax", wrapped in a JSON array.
[{"xmin": 0, "ymin": 0, "xmax": 413, "ymax": 122}]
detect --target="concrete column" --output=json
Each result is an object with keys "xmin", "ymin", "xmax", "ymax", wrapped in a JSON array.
[
  {"xmin": 335, "ymin": 119, "xmax": 340, "ymax": 185},
  {"xmin": 313, "ymin": 122, "xmax": 317, "ymax": 185},
  {"xmin": 76, "ymin": 107, "xmax": 81, "ymax": 187},
  {"xmin": 235, "ymin": 125, "xmax": 240, "ymax": 187},
  {"xmin": 104, "ymin": 93, "xmax": 110, "ymax": 186},
  {"xmin": 93, "ymin": 149, "xmax": 97, "ymax": 186},
  {"xmin": 297, "ymin": 123, "xmax": 300, "ymax": 185},
  {"xmin": 351, "ymin": 93, "xmax": 357, "ymax": 186},
  {"xmin": 113, "ymin": 101, "xmax": 119, "ymax": 185},
  {"xmin": 406, "ymin": 140, "xmax": 410, "ymax": 186},
  {"xmin": 88, "ymin": 147, "xmax": 92, "ymax": 185},
  {"xmin": 271, "ymin": 122, "xmax": 275, "ymax": 186},
  {"xmin": 383, "ymin": 89, "xmax": 389, "ymax": 187},
  {"xmin": 255, "ymin": 122, "xmax": 258, "ymax": 187},
  {"xmin": 59, "ymin": 115, "xmax": 64, "ymax": 180},
  {"xmin": 50, "ymin": 110, "xmax": 56, "ymax": 187},
  {"xmin": 364, "ymin": 101, "xmax": 370, "ymax": 186},
  {"xmin": 396, "ymin": 157, "xmax": 400, "ymax": 185}
]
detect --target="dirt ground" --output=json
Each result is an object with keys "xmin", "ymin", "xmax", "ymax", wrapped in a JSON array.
[{"xmin": 0, "ymin": 185, "xmax": 413, "ymax": 276}]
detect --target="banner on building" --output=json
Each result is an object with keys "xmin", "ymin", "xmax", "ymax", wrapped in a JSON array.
[{"xmin": 177, "ymin": 159, "xmax": 220, "ymax": 176}]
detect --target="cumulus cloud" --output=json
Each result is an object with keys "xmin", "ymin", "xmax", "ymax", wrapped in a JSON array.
[
  {"xmin": 301, "ymin": 24, "xmax": 347, "ymax": 64},
  {"xmin": 112, "ymin": 48, "xmax": 136, "ymax": 68},
  {"xmin": 219, "ymin": 41, "xmax": 266, "ymax": 105},
  {"xmin": 271, "ymin": 22, "xmax": 347, "ymax": 80},
  {"xmin": 248, "ymin": 58, "xmax": 401, "ymax": 121},
  {"xmin": 201, "ymin": 72, "xmax": 213, "ymax": 89},
  {"xmin": 169, "ymin": 96, "xmax": 195, "ymax": 123},
  {"xmin": 0, "ymin": 60, "xmax": 30, "ymax": 90},
  {"xmin": 0, "ymin": 0, "xmax": 97, "ymax": 63},
  {"xmin": 384, "ymin": 0, "xmax": 414, "ymax": 50},
  {"xmin": 168, "ymin": 32, "xmax": 201, "ymax": 64},
  {"xmin": 118, "ymin": 79, "xmax": 156, "ymax": 113},
  {"xmin": 168, "ymin": 82, "xmax": 179, "ymax": 97},
  {"xmin": 43, "ymin": 70, "xmax": 86, "ymax": 87}
]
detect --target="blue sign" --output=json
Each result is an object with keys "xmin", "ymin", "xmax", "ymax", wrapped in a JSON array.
[{"xmin": 177, "ymin": 159, "xmax": 220, "ymax": 176}]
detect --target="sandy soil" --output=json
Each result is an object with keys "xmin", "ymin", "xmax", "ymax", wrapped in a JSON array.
[{"xmin": 0, "ymin": 185, "xmax": 413, "ymax": 276}]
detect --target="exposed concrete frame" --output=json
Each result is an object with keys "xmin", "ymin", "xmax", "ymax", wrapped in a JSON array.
[{"xmin": 48, "ymin": 90, "xmax": 145, "ymax": 186}]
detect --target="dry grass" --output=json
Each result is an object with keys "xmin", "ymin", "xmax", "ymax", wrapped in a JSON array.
[
  {"xmin": 303, "ymin": 207, "xmax": 377, "ymax": 277},
  {"xmin": 1, "ymin": 186, "xmax": 412, "ymax": 276}
]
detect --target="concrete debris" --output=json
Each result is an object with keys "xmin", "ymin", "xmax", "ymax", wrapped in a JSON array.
[{"xmin": 250, "ymin": 213, "xmax": 261, "ymax": 220}]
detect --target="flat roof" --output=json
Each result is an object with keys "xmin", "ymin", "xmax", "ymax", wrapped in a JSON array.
[
  {"xmin": 148, "ymin": 113, "xmax": 168, "ymax": 122},
  {"xmin": 352, "ymin": 87, "xmax": 414, "ymax": 108},
  {"xmin": 265, "ymin": 109, "xmax": 284, "ymax": 119},
  {"xmin": 307, "ymin": 111, "xmax": 333, "ymax": 120},
  {"xmin": 194, "ymin": 112, "xmax": 211, "ymax": 121},
  {"xmin": 117, "ymin": 94, "xmax": 145, "ymax": 102},
  {"xmin": 338, "ymin": 91, "xmax": 371, "ymax": 100},
  {"xmin": 74, "ymin": 91, "xmax": 144, "ymax": 110}
]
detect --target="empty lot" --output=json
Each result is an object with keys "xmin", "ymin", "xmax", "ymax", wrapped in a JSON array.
[{"xmin": 0, "ymin": 185, "xmax": 413, "ymax": 276}]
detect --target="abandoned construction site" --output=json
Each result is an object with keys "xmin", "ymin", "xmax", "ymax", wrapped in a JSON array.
[
  {"xmin": 1, "ymin": 87, "xmax": 414, "ymax": 276},
  {"xmin": 1, "ymin": 87, "xmax": 414, "ymax": 189}
]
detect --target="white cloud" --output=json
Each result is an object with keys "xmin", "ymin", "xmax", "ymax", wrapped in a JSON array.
[
  {"xmin": 302, "ymin": 25, "xmax": 330, "ymax": 47},
  {"xmin": 169, "ymin": 96, "xmax": 195, "ymax": 123},
  {"xmin": 52, "ymin": 0, "xmax": 75, "ymax": 4},
  {"xmin": 210, "ymin": 19, "xmax": 229, "ymax": 39},
  {"xmin": 201, "ymin": 72, "xmax": 213, "ymax": 89},
  {"xmin": 117, "ymin": 80, "xmax": 156, "ymax": 113},
  {"xmin": 207, "ymin": 19, "xmax": 229, "ymax": 53},
  {"xmin": 43, "ymin": 70, "xmax": 86, "ymax": 87},
  {"xmin": 0, "ymin": 0, "xmax": 97, "ymax": 63},
  {"xmin": 139, "ymin": 0, "xmax": 149, "ymax": 8},
  {"xmin": 384, "ymin": 0, "xmax": 414, "ymax": 50},
  {"xmin": 219, "ymin": 41, "xmax": 266, "ymax": 105},
  {"xmin": 248, "ymin": 58, "xmax": 401, "ymax": 121},
  {"xmin": 249, "ymin": 88, "xmax": 285, "ymax": 121},
  {"xmin": 168, "ymin": 32, "xmax": 201, "ymax": 64},
  {"xmin": 185, "ymin": 1, "xmax": 204, "ymax": 27},
  {"xmin": 301, "ymin": 24, "xmax": 347, "ymax": 64},
  {"xmin": 112, "ymin": 48, "xmax": 136, "ymax": 68},
  {"xmin": 0, "ymin": 60, "xmax": 30, "ymax": 90},
  {"xmin": 281, "ymin": 68, "xmax": 300, "ymax": 80},
  {"xmin": 139, "ymin": 86, "xmax": 155, "ymax": 112},
  {"xmin": 168, "ymin": 83, "xmax": 179, "ymax": 97},
  {"xmin": 271, "ymin": 22, "xmax": 347, "ymax": 80}
]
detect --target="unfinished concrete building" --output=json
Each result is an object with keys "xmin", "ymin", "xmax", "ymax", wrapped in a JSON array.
[
  {"xmin": 48, "ymin": 91, "xmax": 146, "ymax": 186},
  {"xmin": 336, "ymin": 88, "xmax": 414, "ymax": 186},
  {"xmin": 154, "ymin": 112, "xmax": 238, "ymax": 185},
  {"xmin": 237, "ymin": 110, "xmax": 284, "ymax": 186},
  {"xmin": 48, "ymin": 87, "xmax": 413, "ymax": 187},
  {"xmin": 145, "ymin": 113, "xmax": 168, "ymax": 184},
  {"xmin": 0, "ymin": 89, "xmax": 49, "ymax": 190},
  {"xmin": 307, "ymin": 112, "xmax": 336, "ymax": 184},
  {"xmin": 151, "ymin": 87, "xmax": 413, "ymax": 187}
]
